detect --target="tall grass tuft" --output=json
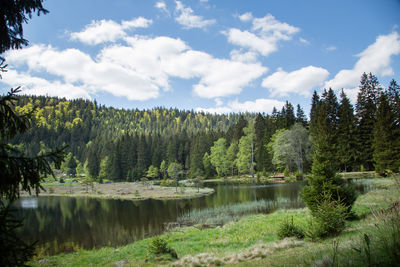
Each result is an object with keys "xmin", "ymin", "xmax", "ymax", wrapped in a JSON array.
[{"xmin": 178, "ymin": 200, "xmax": 273, "ymax": 226}]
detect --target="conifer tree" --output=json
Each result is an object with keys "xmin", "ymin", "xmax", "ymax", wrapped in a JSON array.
[
  {"xmin": 295, "ymin": 104, "xmax": 307, "ymax": 127},
  {"xmin": 254, "ymin": 113, "xmax": 267, "ymax": 171},
  {"xmin": 309, "ymin": 90, "xmax": 320, "ymax": 138},
  {"xmin": 373, "ymin": 93, "xmax": 400, "ymax": 172},
  {"xmin": 355, "ymin": 73, "xmax": 382, "ymax": 170},
  {"xmin": 337, "ymin": 90, "xmax": 357, "ymax": 171}
]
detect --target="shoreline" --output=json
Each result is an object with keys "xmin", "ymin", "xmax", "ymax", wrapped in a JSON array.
[
  {"xmin": 20, "ymin": 182, "xmax": 215, "ymax": 201},
  {"xmin": 30, "ymin": 177, "xmax": 399, "ymax": 266}
]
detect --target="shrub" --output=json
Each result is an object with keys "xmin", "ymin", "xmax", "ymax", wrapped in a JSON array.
[
  {"xmin": 302, "ymin": 176, "xmax": 357, "ymax": 215},
  {"xmin": 160, "ymin": 179, "xmax": 174, "ymax": 187},
  {"xmin": 277, "ymin": 216, "xmax": 304, "ymax": 239},
  {"xmin": 148, "ymin": 236, "xmax": 177, "ymax": 259},
  {"xmin": 306, "ymin": 199, "xmax": 348, "ymax": 239},
  {"xmin": 295, "ymin": 171, "xmax": 304, "ymax": 180},
  {"xmin": 283, "ymin": 166, "xmax": 290, "ymax": 177}
]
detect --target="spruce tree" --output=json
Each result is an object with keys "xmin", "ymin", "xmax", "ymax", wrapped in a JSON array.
[
  {"xmin": 295, "ymin": 104, "xmax": 307, "ymax": 127},
  {"xmin": 302, "ymin": 91, "xmax": 357, "ymax": 217},
  {"xmin": 373, "ymin": 93, "xmax": 400, "ymax": 172},
  {"xmin": 355, "ymin": 73, "xmax": 382, "ymax": 170},
  {"xmin": 337, "ymin": 90, "xmax": 357, "ymax": 171},
  {"xmin": 309, "ymin": 90, "xmax": 320, "ymax": 138}
]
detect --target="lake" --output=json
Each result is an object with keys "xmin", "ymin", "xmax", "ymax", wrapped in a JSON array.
[{"xmin": 14, "ymin": 180, "xmax": 369, "ymax": 255}]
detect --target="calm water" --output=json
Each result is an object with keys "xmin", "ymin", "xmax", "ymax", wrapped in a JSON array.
[{"xmin": 13, "ymin": 180, "xmax": 369, "ymax": 255}]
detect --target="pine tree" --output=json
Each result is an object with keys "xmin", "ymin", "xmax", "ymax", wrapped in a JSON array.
[
  {"xmin": 295, "ymin": 104, "xmax": 307, "ymax": 127},
  {"xmin": 355, "ymin": 73, "xmax": 383, "ymax": 170},
  {"xmin": 337, "ymin": 90, "xmax": 357, "ymax": 171},
  {"xmin": 254, "ymin": 113, "xmax": 267, "ymax": 171},
  {"xmin": 309, "ymin": 90, "xmax": 320, "ymax": 138},
  {"xmin": 387, "ymin": 79, "xmax": 400, "ymax": 126},
  {"xmin": 373, "ymin": 93, "xmax": 400, "ymax": 172}
]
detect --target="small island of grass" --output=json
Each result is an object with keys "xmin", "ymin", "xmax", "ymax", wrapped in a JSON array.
[{"xmin": 21, "ymin": 180, "xmax": 214, "ymax": 201}]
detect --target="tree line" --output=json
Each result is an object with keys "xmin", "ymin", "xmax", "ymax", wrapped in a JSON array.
[{"xmin": 11, "ymin": 73, "xmax": 400, "ymax": 181}]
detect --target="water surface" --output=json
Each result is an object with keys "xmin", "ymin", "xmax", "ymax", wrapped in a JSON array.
[{"xmin": 14, "ymin": 180, "xmax": 368, "ymax": 255}]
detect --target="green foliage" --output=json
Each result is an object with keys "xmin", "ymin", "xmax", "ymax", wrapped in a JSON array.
[
  {"xmin": 148, "ymin": 236, "xmax": 177, "ymax": 259},
  {"xmin": 236, "ymin": 119, "xmax": 255, "ymax": 175},
  {"xmin": 202, "ymin": 152, "xmax": 212, "ymax": 179},
  {"xmin": 146, "ymin": 165, "xmax": 159, "ymax": 180},
  {"xmin": 210, "ymin": 138, "xmax": 228, "ymax": 177},
  {"xmin": 283, "ymin": 166, "xmax": 290, "ymax": 177},
  {"xmin": 98, "ymin": 156, "xmax": 111, "ymax": 180},
  {"xmin": 277, "ymin": 216, "xmax": 304, "ymax": 239},
  {"xmin": 306, "ymin": 199, "xmax": 348, "ymax": 239},
  {"xmin": 0, "ymin": 202, "xmax": 35, "ymax": 267},
  {"xmin": 373, "ymin": 93, "xmax": 400, "ymax": 172},
  {"xmin": 178, "ymin": 200, "xmax": 270, "ymax": 226},
  {"xmin": 160, "ymin": 179, "xmax": 174, "ymax": 187}
]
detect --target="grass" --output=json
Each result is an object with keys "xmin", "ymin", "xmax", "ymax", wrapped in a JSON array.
[
  {"xmin": 21, "ymin": 181, "xmax": 214, "ymax": 201},
  {"xmin": 30, "ymin": 177, "xmax": 400, "ymax": 267},
  {"xmin": 178, "ymin": 199, "xmax": 283, "ymax": 226}
]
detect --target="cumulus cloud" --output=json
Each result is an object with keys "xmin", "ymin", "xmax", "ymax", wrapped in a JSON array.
[
  {"xmin": 325, "ymin": 45, "xmax": 336, "ymax": 51},
  {"xmin": 262, "ymin": 66, "xmax": 329, "ymax": 97},
  {"xmin": 299, "ymin": 38, "xmax": 310, "ymax": 45},
  {"xmin": 325, "ymin": 32, "xmax": 400, "ymax": 90},
  {"xmin": 175, "ymin": 1, "xmax": 216, "ymax": 29},
  {"xmin": 70, "ymin": 17, "xmax": 152, "ymax": 45},
  {"xmin": 155, "ymin": 1, "xmax": 170, "ymax": 16},
  {"xmin": 196, "ymin": 98, "xmax": 285, "ymax": 114},
  {"xmin": 3, "ymin": 34, "xmax": 267, "ymax": 101},
  {"xmin": 226, "ymin": 13, "xmax": 299, "ymax": 57},
  {"xmin": 2, "ymin": 69, "xmax": 91, "ymax": 100},
  {"xmin": 230, "ymin": 49, "xmax": 258, "ymax": 63},
  {"xmin": 238, "ymin": 12, "xmax": 253, "ymax": 22}
]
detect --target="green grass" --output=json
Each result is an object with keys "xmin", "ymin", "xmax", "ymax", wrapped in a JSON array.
[
  {"xmin": 178, "ymin": 199, "xmax": 277, "ymax": 226},
  {"xmin": 30, "ymin": 177, "xmax": 400, "ymax": 267}
]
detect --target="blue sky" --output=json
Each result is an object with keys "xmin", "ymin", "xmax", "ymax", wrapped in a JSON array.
[{"xmin": 1, "ymin": 0, "xmax": 400, "ymax": 115}]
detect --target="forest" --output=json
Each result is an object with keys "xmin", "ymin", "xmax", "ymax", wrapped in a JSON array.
[{"xmin": 12, "ymin": 73, "xmax": 400, "ymax": 181}]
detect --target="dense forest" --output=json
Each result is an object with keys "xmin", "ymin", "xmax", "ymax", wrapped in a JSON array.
[{"xmin": 11, "ymin": 73, "xmax": 400, "ymax": 181}]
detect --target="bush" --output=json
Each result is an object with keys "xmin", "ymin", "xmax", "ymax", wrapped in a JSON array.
[
  {"xmin": 306, "ymin": 199, "xmax": 348, "ymax": 239},
  {"xmin": 160, "ymin": 179, "xmax": 174, "ymax": 187},
  {"xmin": 277, "ymin": 216, "xmax": 304, "ymax": 239},
  {"xmin": 302, "ymin": 176, "xmax": 357, "ymax": 215},
  {"xmin": 295, "ymin": 171, "xmax": 304, "ymax": 180},
  {"xmin": 148, "ymin": 236, "xmax": 177, "ymax": 259},
  {"xmin": 283, "ymin": 166, "xmax": 290, "ymax": 177}
]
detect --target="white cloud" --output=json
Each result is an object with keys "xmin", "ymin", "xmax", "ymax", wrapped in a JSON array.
[
  {"xmin": 196, "ymin": 98, "xmax": 285, "ymax": 114},
  {"xmin": 226, "ymin": 29, "xmax": 277, "ymax": 56},
  {"xmin": 2, "ymin": 69, "xmax": 91, "ymax": 100},
  {"xmin": 121, "ymin": 17, "xmax": 153, "ymax": 29},
  {"xmin": 325, "ymin": 32, "xmax": 400, "ymax": 90},
  {"xmin": 215, "ymin": 98, "xmax": 223, "ymax": 106},
  {"xmin": 155, "ymin": 1, "xmax": 169, "ymax": 15},
  {"xmin": 325, "ymin": 45, "xmax": 336, "ymax": 51},
  {"xmin": 175, "ymin": 1, "xmax": 216, "ymax": 29},
  {"xmin": 226, "ymin": 13, "xmax": 300, "ymax": 57},
  {"xmin": 252, "ymin": 14, "xmax": 299, "ymax": 38},
  {"xmin": 239, "ymin": 12, "xmax": 253, "ymax": 22},
  {"xmin": 4, "ymin": 34, "xmax": 267, "ymax": 101},
  {"xmin": 299, "ymin": 37, "xmax": 310, "ymax": 45},
  {"xmin": 262, "ymin": 66, "xmax": 329, "ymax": 97},
  {"xmin": 70, "ymin": 17, "xmax": 152, "ymax": 45},
  {"xmin": 230, "ymin": 49, "xmax": 258, "ymax": 63}
]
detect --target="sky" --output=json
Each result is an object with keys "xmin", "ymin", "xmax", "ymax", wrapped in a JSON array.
[{"xmin": 1, "ymin": 0, "xmax": 400, "ymax": 115}]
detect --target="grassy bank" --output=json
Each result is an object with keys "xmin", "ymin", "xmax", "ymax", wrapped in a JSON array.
[
  {"xmin": 21, "ymin": 181, "xmax": 214, "ymax": 201},
  {"xmin": 31, "ymin": 177, "xmax": 399, "ymax": 266}
]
